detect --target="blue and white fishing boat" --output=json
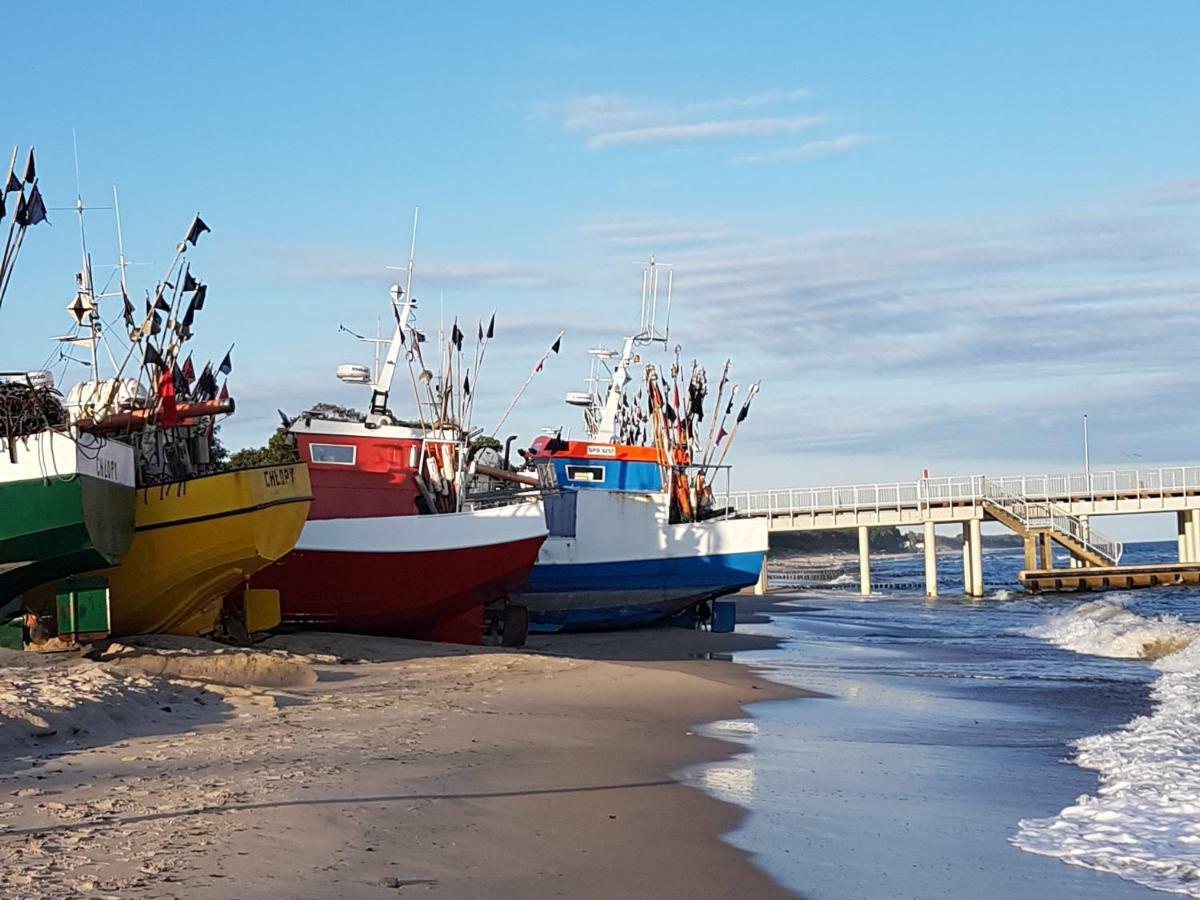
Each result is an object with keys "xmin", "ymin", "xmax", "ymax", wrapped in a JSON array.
[{"xmin": 513, "ymin": 258, "xmax": 768, "ymax": 632}]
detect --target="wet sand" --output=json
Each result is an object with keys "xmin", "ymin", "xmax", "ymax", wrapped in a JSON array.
[{"xmin": 0, "ymin": 624, "xmax": 802, "ymax": 898}]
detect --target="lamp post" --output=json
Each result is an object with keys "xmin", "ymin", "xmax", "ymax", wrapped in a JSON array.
[{"xmin": 1083, "ymin": 414, "xmax": 1091, "ymax": 488}]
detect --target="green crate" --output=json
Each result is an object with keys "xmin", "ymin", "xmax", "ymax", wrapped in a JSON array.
[
  {"xmin": 55, "ymin": 578, "xmax": 111, "ymax": 640},
  {"xmin": 0, "ymin": 616, "xmax": 22, "ymax": 651}
]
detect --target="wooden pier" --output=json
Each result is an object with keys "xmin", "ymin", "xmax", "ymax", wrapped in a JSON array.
[{"xmin": 1021, "ymin": 562, "xmax": 1200, "ymax": 594}]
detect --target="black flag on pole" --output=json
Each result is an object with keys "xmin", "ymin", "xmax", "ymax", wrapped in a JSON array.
[
  {"xmin": 3, "ymin": 167, "xmax": 19, "ymax": 194},
  {"xmin": 195, "ymin": 364, "xmax": 217, "ymax": 400},
  {"xmin": 21, "ymin": 148, "xmax": 34, "ymax": 184},
  {"xmin": 191, "ymin": 283, "xmax": 207, "ymax": 310},
  {"xmin": 184, "ymin": 214, "xmax": 210, "ymax": 246},
  {"xmin": 25, "ymin": 185, "xmax": 47, "ymax": 226},
  {"xmin": 486, "ymin": 313, "xmax": 495, "ymax": 339},
  {"xmin": 122, "ymin": 293, "xmax": 136, "ymax": 332},
  {"xmin": 144, "ymin": 343, "xmax": 166, "ymax": 370},
  {"xmin": 218, "ymin": 348, "xmax": 233, "ymax": 376},
  {"xmin": 451, "ymin": 322, "xmax": 463, "ymax": 352},
  {"xmin": 550, "ymin": 334, "xmax": 561, "ymax": 354},
  {"xmin": 181, "ymin": 268, "xmax": 199, "ymax": 292}
]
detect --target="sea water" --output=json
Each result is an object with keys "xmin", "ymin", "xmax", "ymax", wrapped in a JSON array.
[{"xmin": 695, "ymin": 541, "xmax": 1200, "ymax": 898}]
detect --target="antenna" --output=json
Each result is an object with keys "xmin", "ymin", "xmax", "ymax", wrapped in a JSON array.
[
  {"xmin": 112, "ymin": 185, "xmax": 129, "ymax": 311},
  {"xmin": 635, "ymin": 255, "xmax": 671, "ymax": 346},
  {"xmin": 71, "ymin": 129, "xmax": 100, "ymax": 375},
  {"xmin": 367, "ymin": 209, "xmax": 421, "ymax": 423}
]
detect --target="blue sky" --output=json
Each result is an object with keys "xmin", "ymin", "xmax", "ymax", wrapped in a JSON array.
[{"xmin": 3, "ymin": 3, "xmax": 1198, "ymax": 539}]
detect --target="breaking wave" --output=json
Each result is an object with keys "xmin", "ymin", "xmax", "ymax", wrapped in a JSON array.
[{"xmin": 1014, "ymin": 598, "xmax": 1200, "ymax": 896}]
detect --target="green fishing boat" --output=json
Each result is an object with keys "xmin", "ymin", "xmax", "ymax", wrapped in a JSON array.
[
  {"xmin": 0, "ymin": 145, "xmax": 136, "ymax": 639},
  {"xmin": 0, "ymin": 423, "xmax": 136, "ymax": 604}
]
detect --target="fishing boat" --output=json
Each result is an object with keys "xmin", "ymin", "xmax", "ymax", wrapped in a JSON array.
[
  {"xmin": 251, "ymin": 251, "xmax": 548, "ymax": 644},
  {"xmin": 21, "ymin": 206, "xmax": 311, "ymax": 640},
  {"xmin": 0, "ymin": 384, "xmax": 135, "ymax": 605},
  {"xmin": 0, "ymin": 147, "xmax": 136, "ymax": 639},
  {"xmin": 510, "ymin": 258, "xmax": 769, "ymax": 631}
]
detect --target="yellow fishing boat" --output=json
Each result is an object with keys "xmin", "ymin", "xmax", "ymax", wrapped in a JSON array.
[
  {"xmin": 18, "ymin": 209, "xmax": 313, "ymax": 644},
  {"xmin": 25, "ymin": 462, "xmax": 312, "ymax": 637},
  {"xmin": 104, "ymin": 462, "xmax": 312, "ymax": 636}
]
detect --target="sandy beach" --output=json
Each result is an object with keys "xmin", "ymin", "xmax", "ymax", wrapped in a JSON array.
[{"xmin": 0, "ymin": 622, "xmax": 800, "ymax": 899}]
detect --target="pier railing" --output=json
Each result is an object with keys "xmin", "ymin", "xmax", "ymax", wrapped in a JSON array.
[{"xmin": 719, "ymin": 466, "xmax": 1200, "ymax": 519}]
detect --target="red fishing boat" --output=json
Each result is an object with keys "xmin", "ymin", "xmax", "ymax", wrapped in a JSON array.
[{"xmin": 251, "ymin": 267, "xmax": 547, "ymax": 644}]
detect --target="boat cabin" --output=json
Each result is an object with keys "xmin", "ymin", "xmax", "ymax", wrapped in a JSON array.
[{"xmin": 525, "ymin": 435, "xmax": 664, "ymax": 493}]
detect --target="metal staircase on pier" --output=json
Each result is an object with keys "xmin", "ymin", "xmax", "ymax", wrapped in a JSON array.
[{"xmin": 981, "ymin": 482, "xmax": 1123, "ymax": 567}]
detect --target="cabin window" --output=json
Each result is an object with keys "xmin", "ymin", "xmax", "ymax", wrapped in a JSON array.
[
  {"xmin": 565, "ymin": 464, "xmax": 605, "ymax": 483},
  {"xmin": 309, "ymin": 443, "xmax": 356, "ymax": 465}
]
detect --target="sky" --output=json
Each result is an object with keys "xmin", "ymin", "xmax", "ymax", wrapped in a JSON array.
[{"xmin": 2, "ymin": 2, "xmax": 1198, "ymax": 540}]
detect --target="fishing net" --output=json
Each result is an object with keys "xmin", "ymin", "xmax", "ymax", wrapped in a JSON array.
[{"xmin": 0, "ymin": 380, "xmax": 66, "ymax": 455}]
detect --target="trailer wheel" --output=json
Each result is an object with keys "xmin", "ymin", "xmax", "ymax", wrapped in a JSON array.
[{"xmin": 502, "ymin": 605, "xmax": 529, "ymax": 648}]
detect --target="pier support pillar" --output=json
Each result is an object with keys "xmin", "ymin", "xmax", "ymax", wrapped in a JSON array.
[
  {"xmin": 1180, "ymin": 512, "xmax": 1191, "ymax": 563},
  {"xmin": 923, "ymin": 520, "xmax": 938, "ymax": 598},
  {"xmin": 969, "ymin": 518, "xmax": 984, "ymax": 597},
  {"xmin": 1190, "ymin": 510, "xmax": 1200, "ymax": 563},
  {"xmin": 1187, "ymin": 515, "xmax": 1197, "ymax": 566},
  {"xmin": 961, "ymin": 523, "xmax": 972, "ymax": 595},
  {"xmin": 858, "ymin": 525, "xmax": 871, "ymax": 597},
  {"xmin": 754, "ymin": 558, "xmax": 767, "ymax": 596},
  {"xmin": 1040, "ymin": 533, "xmax": 1055, "ymax": 569},
  {"xmin": 1023, "ymin": 538, "xmax": 1036, "ymax": 571}
]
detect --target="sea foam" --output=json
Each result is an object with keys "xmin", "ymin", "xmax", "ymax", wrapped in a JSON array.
[{"xmin": 1013, "ymin": 598, "xmax": 1200, "ymax": 896}]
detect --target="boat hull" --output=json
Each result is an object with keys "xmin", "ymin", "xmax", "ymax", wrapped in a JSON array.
[
  {"xmin": 514, "ymin": 491, "xmax": 768, "ymax": 632},
  {"xmin": 0, "ymin": 432, "xmax": 135, "ymax": 603},
  {"xmin": 254, "ymin": 503, "xmax": 548, "ymax": 643},
  {"xmin": 521, "ymin": 550, "xmax": 766, "ymax": 631},
  {"xmin": 24, "ymin": 463, "xmax": 314, "ymax": 636}
]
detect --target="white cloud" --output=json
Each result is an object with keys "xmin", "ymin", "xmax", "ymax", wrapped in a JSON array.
[
  {"xmin": 1146, "ymin": 177, "xmax": 1200, "ymax": 205},
  {"xmin": 550, "ymin": 89, "xmax": 826, "ymax": 151},
  {"xmin": 735, "ymin": 133, "xmax": 869, "ymax": 163},
  {"xmin": 682, "ymin": 87, "xmax": 811, "ymax": 114},
  {"xmin": 586, "ymin": 115, "xmax": 825, "ymax": 149},
  {"xmin": 254, "ymin": 243, "xmax": 570, "ymax": 291},
  {"xmin": 581, "ymin": 217, "xmax": 729, "ymax": 248}
]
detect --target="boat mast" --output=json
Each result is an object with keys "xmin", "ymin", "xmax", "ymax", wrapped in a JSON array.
[
  {"xmin": 70, "ymin": 132, "xmax": 101, "ymax": 376},
  {"xmin": 368, "ymin": 209, "xmax": 419, "ymax": 425},
  {"xmin": 592, "ymin": 256, "xmax": 671, "ymax": 443}
]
